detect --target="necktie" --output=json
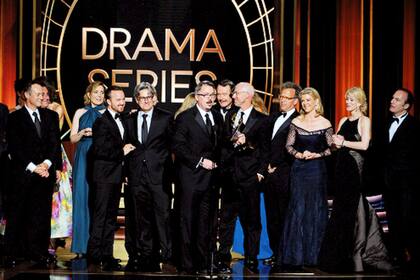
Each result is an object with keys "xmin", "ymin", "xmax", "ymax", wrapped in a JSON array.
[
  {"xmin": 33, "ymin": 112, "xmax": 42, "ymax": 138},
  {"xmin": 280, "ymin": 111, "xmax": 287, "ymax": 117},
  {"xmin": 238, "ymin": 111, "xmax": 245, "ymax": 131},
  {"xmin": 115, "ymin": 113, "xmax": 121, "ymax": 120},
  {"xmin": 142, "ymin": 114, "xmax": 148, "ymax": 144},
  {"xmin": 205, "ymin": 113, "xmax": 213, "ymax": 134},
  {"xmin": 221, "ymin": 107, "xmax": 228, "ymax": 113}
]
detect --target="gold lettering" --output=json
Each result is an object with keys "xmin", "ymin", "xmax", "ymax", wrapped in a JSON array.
[
  {"xmin": 161, "ymin": 70, "xmax": 166, "ymax": 102},
  {"xmin": 112, "ymin": 69, "xmax": 133, "ymax": 87},
  {"xmin": 82, "ymin": 28, "xmax": 108, "ymax": 60},
  {"xmin": 136, "ymin": 70, "xmax": 158, "ymax": 87},
  {"xmin": 132, "ymin": 28, "xmax": 163, "ymax": 60},
  {"xmin": 165, "ymin": 29, "xmax": 195, "ymax": 61},
  {"xmin": 196, "ymin": 29, "xmax": 226, "ymax": 62},
  {"xmin": 110, "ymin": 28, "xmax": 132, "ymax": 60},
  {"xmin": 195, "ymin": 70, "xmax": 217, "ymax": 84},
  {"xmin": 171, "ymin": 70, "xmax": 192, "ymax": 103},
  {"xmin": 88, "ymin": 68, "xmax": 109, "ymax": 82}
]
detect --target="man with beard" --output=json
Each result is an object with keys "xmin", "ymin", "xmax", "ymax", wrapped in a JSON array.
[
  {"xmin": 216, "ymin": 79, "xmax": 235, "ymax": 121},
  {"xmin": 87, "ymin": 85, "xmax": 135, "ymax": 270},
  {"xmin": 173, "ymin": 80, "xmax": 223, "ymax": 274}
]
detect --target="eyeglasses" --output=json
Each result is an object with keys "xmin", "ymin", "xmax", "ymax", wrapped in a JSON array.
[
  {"xmin": 196, "ymin": 93, "xmax": 216, "ymax": 99},
  {"xmin": 279, "ymin": 95, "xmax": 296, "ymax": 100},
  {"xmin": 137, "ymin": 95, "xmax": 154, "ymax": 102}
]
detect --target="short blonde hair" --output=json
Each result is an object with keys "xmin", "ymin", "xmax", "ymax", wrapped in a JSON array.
[
  {"xmin": 345, "ymin": 87, "xmax": 368, "ymax": 115},
  {"xmin": 299, "ymin": 87, "xmax": 324, "ymax": 116},
  {"xmin": 83, "ymin": 81, "xmax": 105, "ymax": 105}
]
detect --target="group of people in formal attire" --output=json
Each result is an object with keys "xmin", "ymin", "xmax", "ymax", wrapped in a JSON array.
[{"xmin": 0, "ymin": 76, "xmax": 419, "ymax": 276}]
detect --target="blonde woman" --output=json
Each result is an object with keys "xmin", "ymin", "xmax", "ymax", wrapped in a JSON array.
[
  {"xmin": 280, "ymin": 87, "xmax": 333, "ymax": 270},
  {"xmin": 174, "ymin": 92, "xmax": 196, "ymax": 119},
  {"xmin": 70, "ymin": 81, "xmax": 106, "ymax": 258},
  {"xmin": 319, "ymin": 87, "xmax": 392, "ymax": 272}
]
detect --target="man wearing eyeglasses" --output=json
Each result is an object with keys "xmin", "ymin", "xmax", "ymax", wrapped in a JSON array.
[
  {"xmin": 264, "ymin": 82, "xmax": 301, "ymax": 273},
  {"xmin": 173, "ymin": 80, "xmax": 223, "ymax": 275},
  {"xmin": 221, "ymin": 82, "xmax": 270, "ymax": 274},
  {"xmin": 124, "ymin": 82, "xmax": 173, "ymax": 272}
]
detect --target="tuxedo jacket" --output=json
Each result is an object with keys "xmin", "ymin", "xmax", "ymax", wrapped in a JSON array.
[
  {"xmin": 384, "ymin": 114, "xmax": 420, "ymax": 189},
  {"xmin": 223, "ymin": 108, "xmax": 270, "ymax": 184},
  {"xmin": 125, "ymin": 108, "xmax": 173, "ymax": 185},
  {"xmin": 267, "ymin": 111, "xmax": 300, "ymax": 170},
  {"xmin": 7, "ymin": 107, "xmax": 61, "ymax": 185},
  {"xmin": 172, "ymin": 106, "xmax": 223, "ymax": 190},
  {"xmin": 91, "ymin": 110, "xmax": 127, "ymax": 184}
]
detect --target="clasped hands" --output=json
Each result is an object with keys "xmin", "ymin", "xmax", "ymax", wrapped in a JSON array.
[
  {"xmin": 332, "ymin": 134, "xmax": 344, "ymax": 148},
  {"xmin": 295, "ymin": 150, "xmax": 319, "ymax": 160},
  {"xmin": 34, "ymin": 163, "xmax": 61, "ymax": 183}
]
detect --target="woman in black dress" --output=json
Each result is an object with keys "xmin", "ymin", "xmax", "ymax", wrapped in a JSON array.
[
  {"xmin": 319, "ymin": 87, "xmax": 392, "ymax": 273},
  {"xmin": 280, "ymin": 87, "xmax": 333, "ymax": 269}
]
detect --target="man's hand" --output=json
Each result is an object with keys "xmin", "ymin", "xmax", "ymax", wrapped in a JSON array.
[
  {"xmin": 123, "ymin": 144, "xmax": 136, "ymax": 155},
  {"xmin": 34, "ymin": 165, "xmax": 49, "ymax": 178},
  {"xmin": 235, "ymin": 133, "xmax": 246, "ymax": 146},
  {"xmin": 257, "ymin": 173, "xmax": 264, "ymax": 182},
  {"xmin": 201, "ymin": 158, "xmax": 217, "ymax": 170},
  {"xmin": 267, "ymin": 164, "xmax": 277, "ymax": 174}
]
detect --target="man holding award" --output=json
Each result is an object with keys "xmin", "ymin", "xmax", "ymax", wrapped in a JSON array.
[{"xmin": 220, "ymin": 82, "xmax": 269, "ymax": 273}]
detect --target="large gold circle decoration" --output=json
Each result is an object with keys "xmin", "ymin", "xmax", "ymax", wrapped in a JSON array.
[{"xmin": 40, "ymin": 0, "xmax": 274, "ymax": 128}]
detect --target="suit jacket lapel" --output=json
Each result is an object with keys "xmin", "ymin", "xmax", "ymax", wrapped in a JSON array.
[
  {"xmin": 243, "ymin": 109, "xmax": 257, "ymax": 134},
  {"xmin": 272, "ymin": 112, "xmax": 296, "ymax": 140},
  {"xmin": 22, "ymin": 108, "xmax": 41, "ymax": 139},
  {"xmin": 146, "ymin": 109, "xmax": 159, "ymax": 145},
  {"xmin": 390, "ymin": 116, "xmax": 408, "ymax": 143},
  {"xmin": 193, "ymin": 107, "xmax": 209, "ymax": 136},
  {"xmin": 104, "ymin": 110, "xmax": 122, "ymax": 141}
]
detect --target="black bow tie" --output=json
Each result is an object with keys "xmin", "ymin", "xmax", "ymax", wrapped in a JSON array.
[
  {"xmin": 280, "ymin": 112, "xmax": 287, "ymax": 117},
  {"xmin": 115, "ymin": 113, "xmax": 121, "ymax": 120},
  {"xmin": 391, "ymin": 117, "xmax": 399, "ymax": 124},
  {"xmin": 222, "ymin": 107, "xmax": 228, "ymax": 113}
]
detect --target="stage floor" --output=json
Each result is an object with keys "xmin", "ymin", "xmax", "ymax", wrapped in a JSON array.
[{"xmin": 0, "ymin": 240, "xmax": 410, "ymax": 280}]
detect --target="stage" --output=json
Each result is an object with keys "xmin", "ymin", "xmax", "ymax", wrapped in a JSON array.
[{"xmin": 0, "ymin": 240, "xmax": 406, "ymax": 280}]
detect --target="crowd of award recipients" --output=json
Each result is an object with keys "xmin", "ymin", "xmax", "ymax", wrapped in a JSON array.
[{"xmin": 0, "ymin": 76, "xmax": 419, "ymax": 275}]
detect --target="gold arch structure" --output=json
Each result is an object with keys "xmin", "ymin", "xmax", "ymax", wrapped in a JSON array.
[{"xmin": 40, "ymin": 0, "xmax": 276, "ymax": 129}]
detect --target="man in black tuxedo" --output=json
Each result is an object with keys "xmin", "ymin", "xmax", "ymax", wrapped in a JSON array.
[
  {"xmin": 5, "ymin": 80, "xmax": 61, "ymax": 266},
  {"xmin": 265, "ymin": 82, "xmax": 301, "ymax": 271},
  {"xmin": 87, "ymin": 85, "xmax": 135, "ymax": 270},
  {"xmin": 221, "ymin": 82, "xmax": 269, "ymax": 273},
  {"xmin": 382, "ymin": 88, "xmax": 420, "ymax": 271},
  {"xmin": 213, "ymin": 79, "xmax": 239, "ymax": 273},
  {"xmin": 124, "ymin": 82, "xmax": 173, "ymax": 272},
  {"xmin": 173, "ymin": 80, "xmax": 223, "ymax": 274}
]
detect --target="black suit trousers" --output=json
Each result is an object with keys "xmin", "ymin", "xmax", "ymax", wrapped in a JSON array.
[
  {"xmin": 125, "ymin": 167, "xmax": 172, "ymax": 261},
  {"xmin": 263, "ymin": 168, "xmax": 290, "ymax": 258},
  {"xmin": 5, "ymin": 175, "xmax": 53, "ymax": 259},
  {"xmin": 179, "ymin": 183, "xmax": 216, "ymax": 271},
  {"xmin": 87, "ymin": 182, "xmax": 122, "ymax": 260}
]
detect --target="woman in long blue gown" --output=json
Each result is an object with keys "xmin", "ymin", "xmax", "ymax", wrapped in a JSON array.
[
  {"xmin": 280, "ymin": 87, "xmax": 333, "ymax": 269},
  {"xmin": 70, "ymin": 81, "xmax": 105, "ymax": 257}
]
